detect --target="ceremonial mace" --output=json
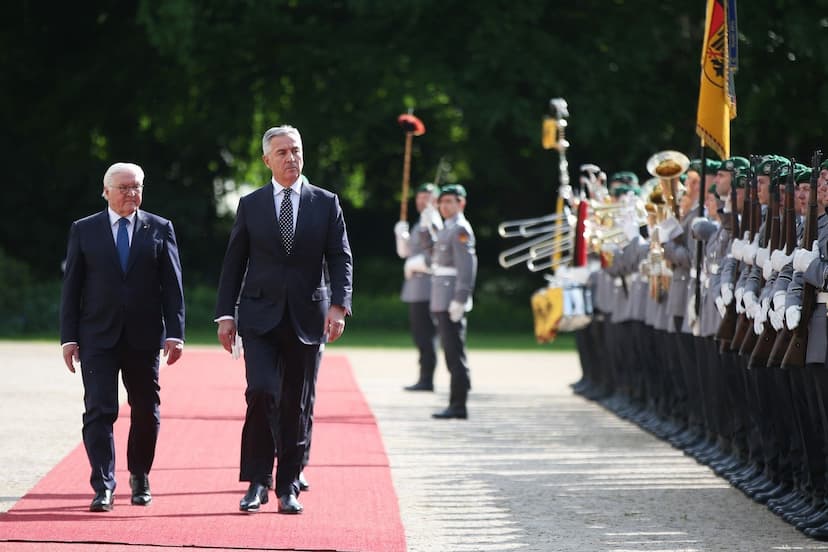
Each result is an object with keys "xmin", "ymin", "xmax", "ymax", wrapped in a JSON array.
[{"xmin": 397, "ymin": 111, "xmax": 426, "ymax": 222}]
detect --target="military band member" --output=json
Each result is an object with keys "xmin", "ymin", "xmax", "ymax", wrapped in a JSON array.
[
  {"xmin": 429, "ymin": 184, "xmax": 477, "ymax": 419},
  {"xmin": 395, "ymin": 183, "xmax": 442, "ymax": 391}
]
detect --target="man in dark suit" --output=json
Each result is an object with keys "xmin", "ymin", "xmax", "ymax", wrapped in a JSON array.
[
  {"xmin": 60, "ymin": 162, "xmax": 185, "ymax": 512},
  {"xmin": 215, "ymin": 125, "xmax": 353, "ymax": 515}
]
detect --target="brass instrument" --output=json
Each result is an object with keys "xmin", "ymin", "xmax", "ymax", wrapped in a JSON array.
[{"xmin": 641, "ymin": 150, "xmax": 690, "ymax": 301}]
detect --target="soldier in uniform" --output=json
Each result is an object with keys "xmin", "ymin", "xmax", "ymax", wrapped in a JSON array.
[
  {"xmin": 394, "ymin": 183, "xmax": 442, "ymax": 391},
  {"xmin": 429, "ymin": 184, "xmax": 477, "ymax": 419}
]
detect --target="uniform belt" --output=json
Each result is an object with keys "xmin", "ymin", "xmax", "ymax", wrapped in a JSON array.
[
  {"xmin": 818, "ymin": 292, "xmax": 828, "ymax": 304},
  {"xmin": 433, "ymin": 266, "xmax": 458, "ymax": 277}
]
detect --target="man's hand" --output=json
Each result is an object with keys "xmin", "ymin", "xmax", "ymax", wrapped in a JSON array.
[
  {"xmin": 62, "ymin": 343, "xmax": 79, "ymax": 373},
  {"xmin": 325, "ymin": 305, "xmax": 347, "ymax": 343},
  {"xmin": 217, "ymin": 319, "xmax": 237, "ymax": 353},
  {"xmin": 404, "ymin": 253, "xmax": 429, "ymax": 279},
  {"xmin": 793, "ymin": 240, "xmax": 820, "ymax": 272},
  {"xmin": 163, "ymin": 340, "xmax": 184, "ymax": 365},
  {"xmin": 721, "ymin": 282, "xmax": 734, "ymax": 306},
  {"xmin": 449, "ymin": 300, "xmax": 466, "ymax": 322},
  {"xmin": 771, "ymin": 250, "xmax": 793, "ymax": 272},
  {"xmin": 786, "ymin": 305, "xmax": 801, "ymax": 330}
]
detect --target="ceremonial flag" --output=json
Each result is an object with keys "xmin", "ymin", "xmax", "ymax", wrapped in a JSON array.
[{"xmin": 696, "ymin": 0, "xmax": 737, "ymax": 159}]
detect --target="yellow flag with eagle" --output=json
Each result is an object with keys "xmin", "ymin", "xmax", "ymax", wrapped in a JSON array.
[{"xmin": 696, "ymin": 0, "xmax": 737, "ymax": 159}]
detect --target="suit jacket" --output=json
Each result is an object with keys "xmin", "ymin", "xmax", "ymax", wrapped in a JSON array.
[
  {"xmin": 215, "ymin": 177, "xmax": 353, "ymax": 344},
  {"xmin": 60, "ymin": 209, "xmax": 185, "ymax": 350}
]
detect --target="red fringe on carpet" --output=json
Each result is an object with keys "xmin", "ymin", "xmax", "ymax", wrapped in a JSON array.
[{"xmin": 0, "ymin": 351, "xmax": 406, "ymax": 552}]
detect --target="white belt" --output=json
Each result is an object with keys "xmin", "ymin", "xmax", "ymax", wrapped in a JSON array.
[
  {"xmin": 818, "ymin": 292, "xmax": 828, "ymax": 304},
  {"xmin": 433, "ymin": 266, "xmax": 458, "ymax": 277}
]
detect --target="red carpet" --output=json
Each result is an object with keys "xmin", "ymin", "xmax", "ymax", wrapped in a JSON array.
[{"xmin": 0, "ymin": 351, "xmax": 406, "ymax": 552}]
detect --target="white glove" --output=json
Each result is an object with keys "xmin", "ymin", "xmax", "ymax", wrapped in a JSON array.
[
  {"xmin": 394, "ymin": 221, "xmax": 410, "ymax": 258},
  {"xmin": 687, "ymin": 296, "xmax": 698, "ymax": 327},
  {"xmin": 231, "ymin": 333, "xmax": 244, "ymax": 360},
  {"xmin": 772, "ymin": 291, "xmax": 786, "ymax": 317},
  {"xmin": 786, "ymin": 305, "xmax": 801, "ymax": 330},
  {"xmin": 793, "ymin": 240, "xmax": 820, "ymax": 273},
  {"xmin": 715, "ymin": 295, "xmax": 726, "ymax": 318},
  {"xmin": 721, "ymin": 282, "xmax": 734, "ymax": 306},
  {"xmin": 758, "ymin": 297, "xmax": 770, "ymax": 323},
  {"xmin": 755, "ymin": 247, "xmax": 770, "ymax": 271},
  {"xmin": 753, "ymin": 313, "xmax": 765, "ymax": 336},
  {"xmin": 448, "ymin": 300, "xmax": 466, "ymax": 322},
  {"xmin": 743, "ymin": 291, "xmax": 758, "ymax": 319},
  {"xmin": 403, "ymin": 254, "xmax": 428, "ymax": 279},
  {"xmin": 419, "ymin": 204, "xmax": 443, "ymax": 233},
  {"xmin": 762, "ymin": 255, "xmax": 774, "ymax": 280},
  {"xmin": 731, "ymin": 238, "xmax": 744, "ymax": 262},
  {"xmin": 769, "ymin": 307, "xmax": 784, "ymax": 331},
  {"xmin": 771, "ymin": 249, "xmax": 793, "ymax": 272},
  {"xmin": 734, "ymin": 286, "xmax": 745, "ymax": 313},
  {"xmin": 742, "ymin": 236, "xmax": 759, "ymax": 266},
  {"xmin": 658, "ymin": 217, "xmax": 681, "ymax": 244}
]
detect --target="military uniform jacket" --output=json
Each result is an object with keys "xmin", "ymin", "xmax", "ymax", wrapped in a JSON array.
[
  {"xmin": 429, "ymin": 212, "xmax": 477, "ymax": 313},
  {"xmin": 400, "ymin": 220, "xmax": 433, "ymax": 303},
  {"xmin": 663, "ymin": 206, "xmax": 700, "ymax": 325},
  {"xmin": 787, "ymin": 212, "xmax": 828, "ymax": 364}
]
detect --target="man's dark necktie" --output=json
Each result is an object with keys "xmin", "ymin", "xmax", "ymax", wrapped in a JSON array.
[
  {"xmin": 279, "ymin": 188, "xmax": 294, "ymax": 254},
  {"xmin": 116, "ymin": 217, "xmax": 130, "ymax": 271}
]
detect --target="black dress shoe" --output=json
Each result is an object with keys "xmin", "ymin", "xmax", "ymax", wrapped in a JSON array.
[
  {"xmin": 404, "ymin": 382, "xmax": 434, "ymax": 391},
  {"xmin": 89, "ymin": 489, "xmax": 114, "ymax": 512},
  {"xmin": 298, "ymin": 471, "xmax": 310, "ymax": 491},
  {"xmin": 239, "ymin": 483, "xmax": 269, "ymax": 512},
  {"xmin": 278, "ymin": 493, "xmax": 303, "ymax": 514},
  {"xmin": 432, "ymin": 406, "xmax": 467, "ymax": 419},
  {"xmin": 129, "ymin": 474, "xmax": 152, "ymax": 506}
]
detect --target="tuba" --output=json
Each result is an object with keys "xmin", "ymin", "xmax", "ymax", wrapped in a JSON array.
[{"xmin": 641, "ymin": 150, "xmax": 689, "ymax": 301}]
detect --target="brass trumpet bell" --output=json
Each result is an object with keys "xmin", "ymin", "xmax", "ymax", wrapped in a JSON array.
[{"xmin": 646, "ymin": 150, "xmax": 690, "ymax": 179}]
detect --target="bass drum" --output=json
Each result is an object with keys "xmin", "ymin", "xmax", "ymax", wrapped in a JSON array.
[{"xmin": 531, "ymin": 284, "xmax": 593, "ymax": 343}]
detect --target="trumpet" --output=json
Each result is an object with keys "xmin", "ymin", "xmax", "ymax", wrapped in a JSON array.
[{"xmin": 646, "ymin": 150, "xmax": 689, "ymax": 220}]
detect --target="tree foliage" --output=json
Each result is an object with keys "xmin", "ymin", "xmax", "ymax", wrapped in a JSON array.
[{"xmin": 4, "ymin": 0, "xmax": 828, "ymax": 288}]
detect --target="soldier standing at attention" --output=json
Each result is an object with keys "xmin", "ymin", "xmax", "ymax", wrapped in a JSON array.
[
  {"xmin": 395, "ymin": 183, "xmax": 442, "ymax": 391},
  {"xmin": 429, "ymin": 184, "xmax": 477, "ymax": 419}
]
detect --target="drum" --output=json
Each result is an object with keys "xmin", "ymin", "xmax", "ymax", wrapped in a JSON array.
[{"xmin": 531, "ymin": 284, "xmax": 593, "ymax": 343}]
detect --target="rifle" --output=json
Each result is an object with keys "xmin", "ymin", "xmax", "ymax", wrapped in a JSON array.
[
  {"xmin": 739, "ymin": 161, "xmax": 775, "ymax": 356},
  {"xmin": 767, "ymin": 157, "xmax": 800, "ymax": 366},
  {"xmin": 782, "ymin": 149, "xmax": 823, "ymax": 369},
  {"xmin": 750, "ymin": 158, "xmax": 790, "ymax": 367},
  {"xmin": 694, "ymin": 148, "xmax": 706, "ymax": 319},
  {"xmin": 716, "ymin": 160, "xmax": 747, "ymax": 351},
  {"xmin": 730, "ymin": 156, "xmax": 760, "ymax": 352}
]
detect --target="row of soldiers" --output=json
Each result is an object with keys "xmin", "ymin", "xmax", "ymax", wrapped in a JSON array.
[{"xmin": 571, "ymin": 153, "xmax": 828, "ymax": 539}]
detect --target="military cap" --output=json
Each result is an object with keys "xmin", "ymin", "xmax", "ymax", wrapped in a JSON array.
[
  {"xmin": 820, "ymin": 159, "xmax": 828, "ymax": 171},
  {"xmin": 721, "ymin": 156, "xmax": 749, "ymax": 173},
  {"xmin": 756, "ymin": 155, "xmax": 781, "ymax": 176},
  {"xmin": 689, "ymin": 158, "xmax": 721, "ymax": 175},
  {"xmin": 707, "ymin": 183, "xmax": 718, "ymax": 195},
  {"xmin": 416, "ymin": 182, "xmax": 437, "ymax": 194},
  {"xmin": 609, "ymin": 171, "xmax": 639, "ymax": 187},
  {"xmin": 733, "ymin": 168, "xmax": 748, "ymax": 189},
  {"xmin": 611, "ymin": 184, "xmax": 633, "ymax": 198},
  {"xmin": 795, "ymin": 167, "xmax": 812, "ymax": 184},
  {"xmin": 439, "ymin": 183, "xmax": 467, "ymax": 198}
]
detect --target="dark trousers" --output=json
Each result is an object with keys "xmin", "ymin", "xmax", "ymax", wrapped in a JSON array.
[
  {"xmin": 434, "ymin": 311, "xmax": 471, "ymax": 409},
  {"xmin": 408, "ymin": 301, "xmax": 437, "ymax": 384},
  {"xmin": 80, "ymin": 335, "xmax": 160, "ymax": 492},
  {"xmin": 240, "ymin": 316, "xmax": 319, "ymax": 497}
]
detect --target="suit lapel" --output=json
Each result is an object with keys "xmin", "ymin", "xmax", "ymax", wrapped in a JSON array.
[
  {"xmin": 294, "ymin": 176, "xmax": 314, "ymax": 249},
  {"xmin": 100, "ymin": 210, "xmax": 122, "ymax": 273},
  {"xmin": 125, "ymin": 211, "xmax": 150, "ymax": 273}
]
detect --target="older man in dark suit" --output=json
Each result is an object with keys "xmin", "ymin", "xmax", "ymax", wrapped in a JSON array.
[
  {"xmin": 60, "ymin": 162, "xmax": 185, "ymax": 512},
  {"xmin": 215, "ymin": 125, "xmax": 353, "ymax": 515}
]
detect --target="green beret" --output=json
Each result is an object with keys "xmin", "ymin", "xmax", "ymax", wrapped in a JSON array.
[
  {"xmin": 721, "ymin": 156, "xmax": 749, "ymax": 173},
  {"xmin": 439, "ymin": 184, "xmax": 467, "ymax": 198},
  {"xmin": 609, "ymin": 171, "xmax": 639, "ymax": 187},
  {"xmin": 707, "ymin": 183, "xmax": 718, "ymax": 194},
  {"xmin": 733, "ymin": 169, "xmax": 747, "ymax": 189},
  {"xmin": 416, "ymin": 182, "xmax": 437, "ymax": 194},
  {"xmin": 689, "ymin": 158, "xmax": 720, "ymax": 175},
  {"xmin": 820, "ymin": 159, "xmax": 828, "ymax": 171},
  {"xmin": 756, "ymin": 155, "xmax": 780, "ymax": 176},
  {"xmin": 611, "ymin": 184, "xmax": 633, "ymax": 198},
  {"xmin": 795, "ymin": 167, "xmax": 812, "ymax": 184}
]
